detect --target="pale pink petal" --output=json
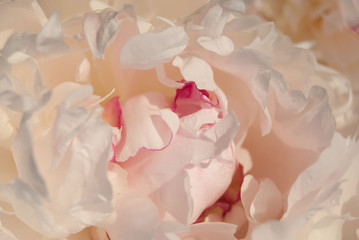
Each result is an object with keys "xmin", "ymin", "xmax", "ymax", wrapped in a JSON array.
[
  {"xmin": 120, "ymin": 26, "xmax": 188, "ymax": 70},
  {"xmin": 118, "ymin": 93, "xmax": 180, "ymax": 162},
  {"xmin": 124, "ymin": 110, "xmax": 238, "ymax": 194},
  {"xmin": 172, "ymin": 56, "xmax": 217, "ymax": 91},
  {"xmin": 151, "ymin": 171, "xmax": 193, "ymax": 224},
  {"xmin": 180, "ymin": 108, "xmax": 220, "ymax": 135},
  {"xmin": 337, "ymin": 0, "xmax": 359, "ymax": 30},
  {"xmin": 106, "ymin": 193, "xmax": 186, "ymax": 240},
  {"xmin": 250, "ymin": 179, "xmax": 283, "ymax": 222},
  {"xmin": 270, "ymin": 74, "xmax": 336, "ymax": 151},
  {"xmin": 180, "ymin": 222, "xmax": 237, "ymax": 240},
  {"xmin": 83, "ymin": 9, "xmax": 122, "ymax": 58},
  {"xmin": 197, "ymin": 35, "xmax": 234, "ymax": 56},
  {"xmin": 195, "ymin": 49, "xmax": 272, "ymax": 134},
  {"xmin": 186, "ymin": 146, "xmax": 236, "ymax": 222},
  {"xmin": 241, "ymin": 175, "xmax": 259, "ymax": 221}
]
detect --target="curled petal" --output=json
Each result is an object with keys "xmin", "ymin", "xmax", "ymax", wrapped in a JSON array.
[{"xmin": 118, "ymin": 93, "xmax": 180, "ymax": 162}]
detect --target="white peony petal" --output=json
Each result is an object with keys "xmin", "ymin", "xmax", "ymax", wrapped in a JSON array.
[
  {"xmin": 11, "ymin": 112, "xmax": 48, "ymax": 198},
  {"xmin": 120, "ymin": 26, "xmax": 188, "ymax": 70},
  {"xmin": 250, "ymin": 211, "xmax": 313, "ymax": 240},
  {"xmin": 197, "ymin": 35, "xmax": 234, "ymax": 56},
  {"xmin": 0, "ymin": 75, "xmax": 37, "ymax": 112},
  {"xmin": 286, "ymin": 133, "xmax": 359, "ymax": 217},
  {"xmin": 172, "ymin": 56, "xmax": 217, "ymax": 91},
  {"xmin": 83, "ymin": 9, "xmax": 122, "ymax": 58},
  {"xmin": 199, "ymin": 5, "xmax": 229, "ymax": 38},
  {"xmin": 0, "ymin": 179, "xmax": 66, "ymax": 237}
]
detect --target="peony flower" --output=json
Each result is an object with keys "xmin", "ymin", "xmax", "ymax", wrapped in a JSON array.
[{"xmin": 0, "ymin": 0, "xmax": 358, "ymax": 240}]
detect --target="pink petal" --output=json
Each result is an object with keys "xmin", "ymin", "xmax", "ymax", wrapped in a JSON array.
[
  {"xmin": 186, "ymin": 146, "xmax": 236, "ymax": 222},
  {"xmin": 173, "ymin": 81, "xmax": 218, "ymax": 117},
  {"xmin": 102, "ymin": 96, "xmax": 122, "ymax": 128}
]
